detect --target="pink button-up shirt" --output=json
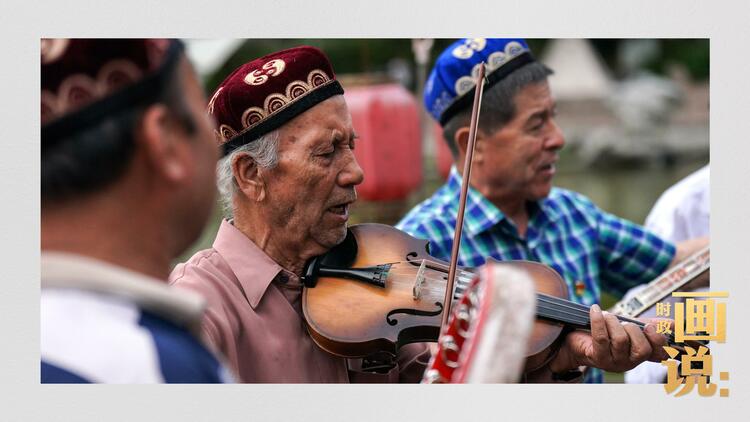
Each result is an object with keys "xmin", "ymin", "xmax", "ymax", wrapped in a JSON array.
[{"xmin": 170, "ymin": 220, "xmax": 428, "ymax": 383}]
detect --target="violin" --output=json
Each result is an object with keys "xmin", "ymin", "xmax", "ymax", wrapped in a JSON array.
[{"xmin": 301, "ymin": 223, "xmax": 698, "ymax": 372}]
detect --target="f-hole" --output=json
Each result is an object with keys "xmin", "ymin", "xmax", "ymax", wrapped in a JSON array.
[{"xmin": 386, "ymin": 302, "xmax": 444, "ymax": 326}]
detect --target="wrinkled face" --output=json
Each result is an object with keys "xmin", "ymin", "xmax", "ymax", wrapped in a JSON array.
[
  {"xmin": 261, "ymin": 95, "xmax": 364, "ymax": 257},
  {"xmin": 473, "ymin": 81, "xmax": 565, "ymax": 204},
  {"xmin": 174, "ymin": 58, "xmax": 220, "ymax": 250}
]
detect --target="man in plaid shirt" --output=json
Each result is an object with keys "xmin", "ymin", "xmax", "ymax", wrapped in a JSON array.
[{"xmin": 397, "ymin": 38, "xmax": 708, "ymax": 383}]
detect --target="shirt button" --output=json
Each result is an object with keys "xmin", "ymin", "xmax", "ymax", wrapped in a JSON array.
[{"xmin": 574, "ymin": 280, "xmax": 585, "ymax": 296}]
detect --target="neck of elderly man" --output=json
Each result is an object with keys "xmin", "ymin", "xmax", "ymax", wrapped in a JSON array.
[
  {"xmin": 232, "ymin": 197, "xmax": 319, "ymax": 275},
  {"xmin": 450, "ymin": 79, "xmax": 564, "ymax": 238}
]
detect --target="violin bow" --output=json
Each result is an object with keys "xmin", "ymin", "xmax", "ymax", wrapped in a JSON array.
[{"xmin": 441, "ymin": 62, "xmax": 488, "ymax": 328}]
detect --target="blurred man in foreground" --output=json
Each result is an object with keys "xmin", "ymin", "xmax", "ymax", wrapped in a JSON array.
[{"xmin": 41, "ymin": 39, "xmax": 230, "ymax": 383}]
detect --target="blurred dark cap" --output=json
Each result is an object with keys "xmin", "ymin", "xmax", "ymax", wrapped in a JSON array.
[{"xmin": 41, "ymin": 38, "xmax": 183, "ymax": 146}]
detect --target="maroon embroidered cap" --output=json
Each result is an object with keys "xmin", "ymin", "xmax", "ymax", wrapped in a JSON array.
[
  {"xmin": 208, "ymin": 46, "xmax": 344, "ymax": 156},
  {"xmin": 41, "ymin": 39, "xmax": 182, "ymax": 144}
]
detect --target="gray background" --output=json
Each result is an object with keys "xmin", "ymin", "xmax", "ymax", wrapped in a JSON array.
[{"xmin": 3, "ymin": 0, "xmax": 748, "ymax": 420}]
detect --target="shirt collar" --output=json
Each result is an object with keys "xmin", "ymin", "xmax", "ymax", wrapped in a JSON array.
[
  {"xmin": 212, "ymin": 219, "xmax": 283, "ymax": 309},
  {"xmin": 41, "ymin": 251, "xmax": 205, "ymax": 330},
  {"xmin": 532, "ymin": 190, "xmax": 562, "ymax": 231},
  {"xmin": 445, "ymin": 166, "xmax": 504, "ymax": 236}
]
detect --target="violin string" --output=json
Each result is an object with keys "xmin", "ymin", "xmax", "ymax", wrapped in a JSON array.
[
  {"xmin": 387, "ymin": 262, "xmax": 475, "ymax": 274},
  {"xmin": 385, "ymin": 262, "xmax": 477, "ymax": 288},
  {"xmin": 386, "ymin": 265, "xmax": 594, "ymax": 316},
  {"xmin": 535, "ymin": 300, "xmax": 677, "ymax": 343},
  {"xmin": 375, "ymin": 261, "xmax": 675, "ymax": 342},
  {"xmin": 536, "ymin": 298, "xmax": 592, "ymax": 325},
  {"xmin": 537, "ymin": 295, "xmax": 654, "ymax": 329},
  {"xmin": 537, "ymin": 295, "xmax": 645, "ymax": 327},
  {"xmin": 387, "ymin": 263, "xmax": 598, "ymax": 319},
  {"xmin": 387, "ymin": 263, "xmax": 604, "ymax": 318},
  {"xmin": 385, "ymin": 261, "xmax": 476, "ymax": 279},
  {"xmin": 385, "ymin": 270, "xmax": 584, "ymax": 320},
  {"xmin": 383, "ymin": 270, "xmax": 473, "ymax": 287},
  {"xmin": 537, "ymin": 294, "xmax": 593, "ymax": 315},
  {"xmin": 536, "ymin": 301, "xmax": 676, "ymax": 344},
  {"xmin": 386, "ymin": 264, "xmax": 601, "ymax": 318},
  {"xmin": 382, "ymin": 264, "xmax": 474, "ymax": 297},
  {"xmin": 539, "ymin": 293, "xmax": 592, "ymax": 312}
]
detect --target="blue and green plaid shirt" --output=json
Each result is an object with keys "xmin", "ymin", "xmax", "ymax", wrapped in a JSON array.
[{"xmin": 396, "ymin": 167, "xmax": 676, "ymax": 383}]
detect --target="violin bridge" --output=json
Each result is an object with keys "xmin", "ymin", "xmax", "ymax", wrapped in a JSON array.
[{"xmin": 413, "ymin": 259, "xmax": 428, "ymax": 300}]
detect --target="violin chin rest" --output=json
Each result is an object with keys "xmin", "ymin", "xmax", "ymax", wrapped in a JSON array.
[{"xmin": 301, "ymin": 256, "xmax": 321, "ymax": 288}]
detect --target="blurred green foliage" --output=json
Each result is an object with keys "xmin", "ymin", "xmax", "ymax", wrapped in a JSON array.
[
  {"xmin": 205, "ymin": 38, "xmax": 709, "ymax": 93},
  {"xmin": 650, "ymin": 39, "xmax": 710, "ymax": 79}
]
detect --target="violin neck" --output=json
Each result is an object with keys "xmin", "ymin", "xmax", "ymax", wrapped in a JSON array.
[
  {"xmin": 535, "ymin": 293, "xmax": 687, "ymax": 348},
  {"xmin": 456, "ymin": 270, "xmax": 697, "ymax": 351},
  {"xmin": 537, "ymin": 293, "xmax": 625, "ymax": 326}
]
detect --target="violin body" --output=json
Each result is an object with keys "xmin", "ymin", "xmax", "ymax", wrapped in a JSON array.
[
  {"xmin": 302, "ymin": 223, "xmax": 570, "ymax": 368},
  {"xmin": 302, "ymin": 223, "xmax": 445, "ymax": 357}
]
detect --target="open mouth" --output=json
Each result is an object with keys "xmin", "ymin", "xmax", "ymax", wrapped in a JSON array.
[
  {"xmin": 540, "ymin": 163, "xmax": 555, "ymax": 172},
  {"xmin": 327, "ymin": 203, "xmax": 349, "ymax": 215}
]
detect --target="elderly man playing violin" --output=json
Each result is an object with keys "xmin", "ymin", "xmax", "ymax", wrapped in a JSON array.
[
  {"xmin": 398, "ymin": 38, "xmax": 708, "ymax": 383},
  {"xmin": 171, "ymin": 45, "xmax": 672, "ymax": 383},
  {"xmin": 42, "ymin": 39, "xmax": 230, "ymax": 383},
  {"xmin": 170, "ymin": 46, "xmax": 429, "ymax": 382}
]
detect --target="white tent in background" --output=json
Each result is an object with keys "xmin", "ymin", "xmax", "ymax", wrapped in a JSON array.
[
  {"xmin": 540, "ymin": 39, "xmax": 613, "ymax": 101},
  {"xmin": 184, "ymin": 39, "xmax": 245, "ymax": 78}
]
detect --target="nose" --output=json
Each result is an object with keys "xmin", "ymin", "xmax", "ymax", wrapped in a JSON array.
[
  {"xmin": 338, "ymin": 149, "xmax": 364, "ymax": 187},
  {"xmin": 545, "ymin": 119, "xmax": 565, "ymax": 151}
]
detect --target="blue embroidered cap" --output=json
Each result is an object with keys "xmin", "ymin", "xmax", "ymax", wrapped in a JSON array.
[{"xmin": 424, "ymin": 38, "xmax": 535, "ymax": 125}]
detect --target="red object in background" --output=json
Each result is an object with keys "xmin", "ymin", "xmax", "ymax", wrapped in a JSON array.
[
  {"xmin": 344, "ymin": 84, "xmax": 423, "ymax": 201},
  {"xmin": 434, "ymin": 122, "xmax": 453, "ymax": 180}
]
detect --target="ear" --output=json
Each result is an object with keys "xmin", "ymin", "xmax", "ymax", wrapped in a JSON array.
[
  {"xmin": 454, "ymin": 126, "xmax": 470, "ymax": 158},
  {"xmin": 453, "ymin": 126, "xmax": 486, "ymax": 165},
  {"xmin": 232, "ymin": 153, "xmax": 266, "ymax": 202},
  {"xmin": 137, "ymin": 104, "xmax": 190, "ymax": 184}
]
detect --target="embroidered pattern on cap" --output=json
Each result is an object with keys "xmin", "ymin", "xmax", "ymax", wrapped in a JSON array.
[
  {"xmin": 244, "ymin": 59, "xmax": 286, "ymax": 86},
  {"xmin": 451, "ymin": 38, "xmax": 487, "ymax": 59},
  {"xmin": 216, "ymin": 68, "xmax": 333, "ymax": 143},
  {"xmin": 207, "ymin": 87, "xmax": 224, "ymax": 115},
  {"xmin": 452, "ymin": 41, "xmax": 528, "ymax": 97},
  {"xmin": 41, "ymin": 60, "xmax": 143, "ymax": 123}
]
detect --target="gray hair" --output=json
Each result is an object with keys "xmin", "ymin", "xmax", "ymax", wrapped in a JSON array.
[{"xmin": 216, "ymin": 129, "xmax": 280, "ymax": 218}]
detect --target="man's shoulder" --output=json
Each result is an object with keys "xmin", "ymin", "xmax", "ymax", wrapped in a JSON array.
[
  {"xmin": 41, "ymin": 289, "xmax": 225, "ymax": 383},
  {"xmin": 396, "ymin": 184, "xmax": 456, "ymax": 238},
  {"xmin": 548, "ymin": 187, "xmax": 596, "ymax": 207},
  {"xmin": 545, "ymin": 187, "xmax": 603, "ymax": 216},
  {"xmin": 169, "ymin": 248, "xmax": 241, "ymax": 341},
  {"xmin": 170, "ymin": 248, "xmax": 233, "ymax": 291}
]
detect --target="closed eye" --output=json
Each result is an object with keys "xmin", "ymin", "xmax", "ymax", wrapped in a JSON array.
[
  {"xmin": 527, "ymin": 118, "xmax": 544, "ymax": 132},
  {"xmin": 350, "ymin": 133, "xmax": 359, "ymax": 150}
]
